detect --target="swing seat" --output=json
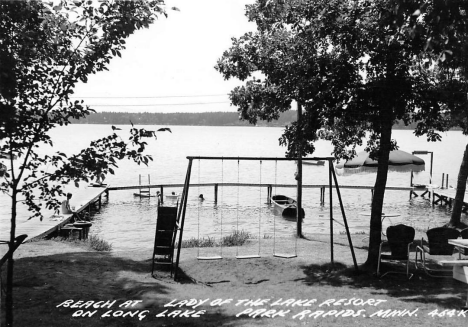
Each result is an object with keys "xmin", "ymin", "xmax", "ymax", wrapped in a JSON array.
[
  {"xmin": 197, "ymin": 255, "xmax": 223, "ymax": 260},
  {"xmin": 236, "ymin": 254, "xmax": 261, "ymax": 259},
  {"xmin": 274, "ymin": 253, "xmax": 297, "ymax": 259}
]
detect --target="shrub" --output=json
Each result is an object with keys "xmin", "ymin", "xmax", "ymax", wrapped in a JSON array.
[
  {"xmin": 221, "ymin": 230, "xmax": 252, "ymax": 247},
  {"xmin": 179, "ymin": 230, "xmax": 252, "ymax": 248},
  {"xmin": 88, "ymin": 235, "xmax": 112, "ymax": 252},
  {"xmin": 180, "ymin": 236, "xmax": 216, "ymax": 248}
]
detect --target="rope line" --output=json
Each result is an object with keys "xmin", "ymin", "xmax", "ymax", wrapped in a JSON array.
[
  {"xmin": 258, "ymin": 160, "xmax": 262, "ymax": 256},
  {"xmin": 220, "ymin": 158, "xmax": 224, "ymax": 257},
  {"xmin": 236, "ymin": 158, "xmax": 240, "ymax": 257},
  {"xmin": 197, "ymin": 159, "xmax": 201, "ymax": 258},
  {"xmin": 273, "ymin": 160, "xmax": 277, "ymax": 254}
]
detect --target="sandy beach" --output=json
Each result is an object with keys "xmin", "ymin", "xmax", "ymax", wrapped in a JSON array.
[{"xmin": 2, "ymin": 232, "xmax": 468, "ymax": 327}]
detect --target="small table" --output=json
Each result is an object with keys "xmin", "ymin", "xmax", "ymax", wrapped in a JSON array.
[
  {"xmin": 359, "ymin": 212, "xmax": 401, "ymax": 238},
  {"xmin": 446, "ymin": 239, "xmax": 468, "ymax": 309}
]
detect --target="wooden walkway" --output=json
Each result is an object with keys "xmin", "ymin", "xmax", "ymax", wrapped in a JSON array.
[
  {"xmin": 432, "ymin": 188, "xmax": 468, "ymax": 212},
  {"xmin": 109, "ymin": 182, "xmax": 424, "ymax": 206},
  {"xmin": 0, "ymin": 185, "xmax": 108, "ymax": 243}
]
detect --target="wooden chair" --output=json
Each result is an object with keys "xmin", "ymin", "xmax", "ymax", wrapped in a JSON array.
[
  {"xmin": 415, "ymin": 227, "xmax": 461, "ymax": 277},
  {"xmin": 377, "ymin": 224, "xmax": 415, "ymax": 279},
  {"xmin": 151, "ymin": 206, "xmax": 178, "ymax": 276}
]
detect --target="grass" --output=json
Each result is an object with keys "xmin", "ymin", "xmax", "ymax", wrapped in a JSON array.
[
  {"xmin": 221, "ymin": 230, "xmax": 251, "ymax": 246},
  {"xmin": 180, "ymin": 230, "xmax": 253, "ymax": 248},
  {"xmin": 340, "ymin": 230, "xmax": 367, "ymax": 235},
  {"xmin": 49, "ymin": 234, "xmax": 112, "ymax": 252},
  {"xmin": 8, "ymin": 237, "xmax": 468, "ymax": 327},
  {"xmin": 179, "ymin": 236, "xmax": 217, "ymax": 248}
]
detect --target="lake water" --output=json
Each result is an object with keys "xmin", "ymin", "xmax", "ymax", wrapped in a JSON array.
[{"xmin": 1, "ymin": 124, "xmax": 467, "ymax": 252}]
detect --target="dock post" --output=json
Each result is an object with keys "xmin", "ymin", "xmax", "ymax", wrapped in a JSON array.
[
  {"xmin": 160, "ymin": 186, "xmax": 164, "ymax": 204},
  {"xmin": 214, "ymin": 184, "xmax": 218, "ymax": 203},
  {"xmin": 446, "ymin": 174, "xmax": 449, "ymax": 189},
  {"xmin": 98, "ymin": 195, "xmax": 102, "ymax": 210},
  {"xmin": 441, "ymin": 173, "xmax": 445, "ymax": 189}
]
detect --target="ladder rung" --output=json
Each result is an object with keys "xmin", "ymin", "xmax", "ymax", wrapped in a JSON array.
[{"xmin": 153, "ymin": 261, "xmax": 172, "ymax": 265}]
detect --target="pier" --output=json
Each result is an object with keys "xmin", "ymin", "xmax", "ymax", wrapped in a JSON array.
[
  {"xmin": 109, "ymin": 183, "xmax": 425, "ymax": 205},
  {"xmin": 432, "ymin": 188, "xmax": 468, "ymax": 213},
  {"xmin": 7, "ymin": 180, "xmax": 459, "ymax": 243},
  {"xmin": 0, "ymin": 185, "xmax": 108, "ymax": 242}
]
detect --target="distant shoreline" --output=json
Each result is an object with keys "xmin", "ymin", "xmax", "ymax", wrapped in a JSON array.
[{"xmin": 71, "ymin": 111, "xmax": 461, "ymax": 130}]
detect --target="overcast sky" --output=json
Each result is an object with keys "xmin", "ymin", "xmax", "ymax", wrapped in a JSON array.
[{"xmin": 73, "ymin": 0, "xmax": 257, "ymax": 113}]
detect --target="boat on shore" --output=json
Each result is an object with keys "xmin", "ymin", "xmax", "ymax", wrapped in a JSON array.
[{"xmin": 271, "ymin": 195, "xmax": 305, "ymax": 218}]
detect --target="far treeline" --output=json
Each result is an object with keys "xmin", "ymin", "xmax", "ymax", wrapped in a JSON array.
[{"xmin": 72, "ymin": 110, "xmax": 427, "ymax": 129}]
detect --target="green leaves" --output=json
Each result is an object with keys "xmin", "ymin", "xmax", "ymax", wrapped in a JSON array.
[{"xmin": 0, "ymin": 0, "xmax": 168, "ymax": 221}]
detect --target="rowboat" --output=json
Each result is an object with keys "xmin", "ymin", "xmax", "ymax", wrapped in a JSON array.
[
  {"xmin": 271, "ymin": 195, "xmax": 305, "ymax": 218},
  {"xmin": 303, "ymin": 160, "xmax": 325, "ymax": 166},
  {"xmin": 133, "ymin": 191, "xmax": 156, "ymax": 198}
]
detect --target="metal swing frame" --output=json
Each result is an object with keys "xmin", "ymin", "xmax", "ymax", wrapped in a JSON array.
[{"xmin": 173, "ymin": 156, "xmax": 359, "ymax": 280}]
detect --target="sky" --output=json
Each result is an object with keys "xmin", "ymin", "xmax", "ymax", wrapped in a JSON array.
[{"xmin": 73, "ymin": 0, "xmax": 257, "ymax": 113}]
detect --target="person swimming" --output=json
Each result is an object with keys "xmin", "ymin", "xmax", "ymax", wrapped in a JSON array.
[{"xmin": 198, "ymin": 194, "xmax": 204, "ymax": 201}]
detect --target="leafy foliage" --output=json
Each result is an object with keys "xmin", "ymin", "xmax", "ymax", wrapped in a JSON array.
[
  {"xmin": 0, "ymin": 0, "xmax": 170, "ymax": 220},
  {"xmin": 0, "ymin": 2, "xmax": 173, "ymax": 325},
  {"xmin": 216, "ymin": 0, "xmax": 468, "ymax": 267}
]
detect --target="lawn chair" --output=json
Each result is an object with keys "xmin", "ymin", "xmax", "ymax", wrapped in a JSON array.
[
  {"xmin": 377, "ymin": 224, "xmax": 415, "ymax": 279},
  {"xmin": 151, "ymin": 206, "xmax": 178, "ymax": 277},
  {"xmin": 415, "ymin": 227, "xmax": 460, "ymax": 277}
]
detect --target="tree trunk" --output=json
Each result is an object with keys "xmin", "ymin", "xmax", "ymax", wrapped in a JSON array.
[
  {"xmin": 363, "ymin": 109, "xmax": 393, "ymax": 270},
  {"xmin": 6, "ymin": 190, "xmax": 17, "ymax": 327},
  {"xmin": 296, "ymin": 101, "xmax": 303, "ymax": 237},
  {"xmin": 448, "ymin": 142, "xmax": 468, "ymax": 228}
]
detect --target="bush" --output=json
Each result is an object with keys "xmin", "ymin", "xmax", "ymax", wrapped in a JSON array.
[
  {"xmin": 179, "ymin": 230, "xmax": 252, "ymax": 248},
  {"xmin": 221, "ymin": 230, "xmax": 252, "ymax": 247},
  {"xmin": 180, "ymin": 236, "xmax": 216, "ymax": 248},
  {"xmin": 88, "ymin": 235, "xmax": 112, "ymax": 252}
]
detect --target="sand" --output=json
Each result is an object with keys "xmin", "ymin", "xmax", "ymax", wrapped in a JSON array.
[{"xmin": 1, "ymin": 233, "xmax": 468, "ymax": 327}]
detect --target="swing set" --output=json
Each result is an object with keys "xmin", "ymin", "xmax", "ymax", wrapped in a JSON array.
[{"xmin": 169, "ymin": 156, "xmax": 358, "ymax": 280}]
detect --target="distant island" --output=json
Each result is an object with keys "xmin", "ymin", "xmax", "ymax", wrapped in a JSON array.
[{"xmin": 71, "ymin": 110, "xmax": 432, "ymax": 130}]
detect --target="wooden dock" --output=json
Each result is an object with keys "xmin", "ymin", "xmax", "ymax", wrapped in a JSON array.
[
  {"xmin": 109, "ymin": 182, "xmax": 424, "ymax": 205},
  {"xmin": 432, "ymin": 188, "xmax": 468, "ymax": 213},
  {"xmin": 0, "ymin": 185, "xmax": 108, "ymax": 243}
]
